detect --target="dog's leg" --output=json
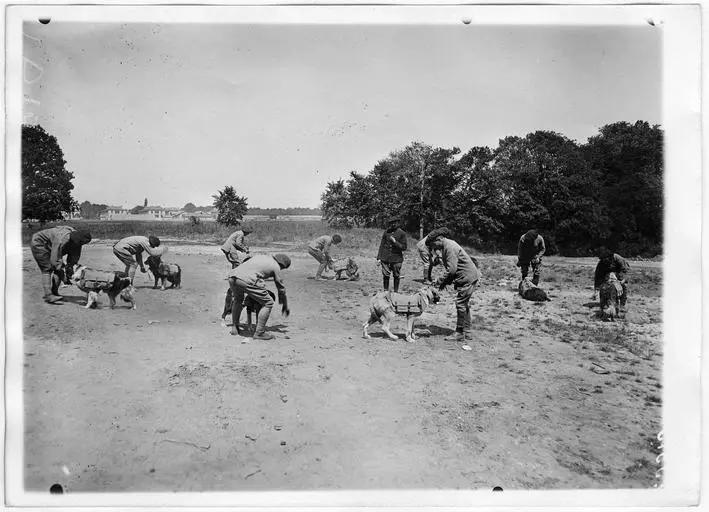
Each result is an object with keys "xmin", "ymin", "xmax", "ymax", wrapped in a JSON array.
[
  {"xmin": 381, "ymin": 315, "xmax": 399, "ymax": 341},
  {"xmin": 153, "ymin": 274, "xmax": 159, "ymax": 289},
  {"xmin": 405, "ymin": 316, "xmax": 416, "ymax": 343},
  {"xmin": 160, "ymin": 277, "xmax": 166, "ymax": 291},
  {"xmin": 84, "ymin": 292, "xmax": 92, "ymax": 309},
  {"xmin": 108, "ymin": 293, "xmax": 116, "ymax": 309}
]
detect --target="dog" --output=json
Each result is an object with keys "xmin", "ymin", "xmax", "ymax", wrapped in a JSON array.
[
  {"xmin": 518, "ymin": 277, "xmax": 551, "ymax": 302},
  {"xmin": 243, "ymin": 290, "xmax": 277, "ymax": 332},
  {"xmin": 363, "ymin": 286, "xmax": 440, "ymax": 343},
  {"xmin": 71, "ymin": 265, "xmax": 136, "ymax": 309},
  {"xmin": 599, "ymin": 272, "xmax": 624, "ymax": 321},
  {"xmin": 329, "ymin": 257, "xmax": 360, "ymax": 281},
  {"xmin": 145, "ymin": 255, "xmax": 182, "ymax": 290}
]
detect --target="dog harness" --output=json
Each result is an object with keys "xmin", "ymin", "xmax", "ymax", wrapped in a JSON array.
[
  {"xmin": 388, "ymin": 292, "xmax": 424, "ymax": 315},
  {"xmin": 606, "ymin": 273, "xmax": 624, "ymax": 296},
  {"xmin": 330, "ymin": 258, "xmax": 359, "ymax": 279},
  {"xmin": 158, "ymin": 262, "xmax": 180, "ymax": 276},
  {"xmin": 78, "ymin": 269, "xmax": 117, "ymax": 292}
]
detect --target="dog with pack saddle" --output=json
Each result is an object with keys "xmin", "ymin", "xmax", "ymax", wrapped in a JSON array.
[
  {"xmin": 362, "ymin": 286, "xmax": 440, "ymax": 343},
  {"xmin": 518, "ymin": 277, "xmax": 551, "ymax": 302},
  {"xmin": 145, "ymin": 255, "xmax": 182, "ymax": 290},
  {"xmin": 71, "ymin": 265, "xmax": 136, "ymax": 309},
  {"xmin": 598, "ymin": 272, "xmax": 625, "ymax": 321},
  {"xmin": 329, "ymin": 257, "xmax": 360, "ymax": 281}
]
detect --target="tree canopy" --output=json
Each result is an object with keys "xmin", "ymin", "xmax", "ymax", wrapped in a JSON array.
[
  {"xmin": 212, "ymin": 186, "xmax": 248, "ymax": 227},
  {"xmin": 320, "ymin": 122, "xmax": 663, "ymax": 257},
  {"xmin": 22, "ymin": 124, "xmax": 78, "ymax": 223}
]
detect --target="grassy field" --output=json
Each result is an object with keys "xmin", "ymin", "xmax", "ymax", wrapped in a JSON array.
[{"xmin": 21, "ymin": 219, "xmax": 424, "ymax": 256}]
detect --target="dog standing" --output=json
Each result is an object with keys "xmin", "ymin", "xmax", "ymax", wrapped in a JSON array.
[
  {"xmin": 518, "ymin": 277, "xmax": 551, "ymax": 302},
  {"xmin": 145, "ymin": 255, "xmax": 182, "ymax": 290},
  {"xmin": 363, "ymin": 286, "xmax": 440, "ymax": 343},
  {"xmin": 243, "ymin": 290, "xmax": 277, "ymax": 332},
  {"xmin": 71, "ymin": 265, "xmax": 136, "ymax": 309},
  {"xmin": 599, "ymin": 272, "xmax": 624, "ymax": 321}
]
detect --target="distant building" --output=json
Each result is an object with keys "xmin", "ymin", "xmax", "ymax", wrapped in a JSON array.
[{"xmin": 98, "ymin": 204, "xmax": 216, "ymax": 221}]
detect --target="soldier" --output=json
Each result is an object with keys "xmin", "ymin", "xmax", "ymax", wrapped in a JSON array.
[
  {"xmin": 112, "ymin": 235, "xmax": 163, "ymax": 284},
  {"xmin": 377, "ymin": 218, "xmax": 407, "ymax": 292},
  {"xmin": 220, "ymin": 226, "xmax": 254, "ymax": 325},
  {"xmin": 417, "ymin": 227, "xmax": 450, "ymax": 283},
  {"xmin": 308, "ymin": 234, "xmax": 342, "ymax": 279},
  {"xmin": 516, "ymin": 229, "xmax": 546, "ymax": 285},
  {"xmin": 593, "ymin": 247, "xmax": 630, "ymax": 308},
  {"xmin": 30, "ymin": 226, "xmax": 92, "ymax": 303},
  {"xmin": 427, "ymin": 232, "xmax": 481, "ymax": 343},
  {"xmin": 227, "ymin": 253, "xmax": 291, "ymax": 340}
]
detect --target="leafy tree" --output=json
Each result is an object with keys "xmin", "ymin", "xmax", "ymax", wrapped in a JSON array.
[
  {"xmin": 212, "ymin": 186, "xmax": 248, "ymax": 226},
  {"xmin": 320, "ymin": 179, "xmax": 351, "ymax": 227},
  {"xmin": 22, "ymin": 124, "xmax": 78, "ymax": 222},
  {"xmin": 183, "ymin": 202, "xmax": 197, "ymax": 213}
]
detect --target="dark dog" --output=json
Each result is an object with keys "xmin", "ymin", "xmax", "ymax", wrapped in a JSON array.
[
  {"xmin": 363, "ymin": 286, "xmax": 440, "ymax": 343},
  {"xmin": 599, "ymin": 272, "xmax": 624, "ymax": 321},
  {"xmin": 71, "ymin": 265, "xmax": 135, "ymax": 309},
  {"xmin": 518, "ymin": 277, "xmax": 551, "ymax": 302},
  {"xmin": 145, "ymin": 255, "xmax": 182, "ymax": 290}
]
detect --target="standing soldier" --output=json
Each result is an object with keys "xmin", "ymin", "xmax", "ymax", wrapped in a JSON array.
[
  {"xmin": 220, "ymin": 226, "xmax": 254, "ymax": 325},
  {"xmin": 427, "ymin": 232, "xmax": 481, "ymax": 343},
  {"xmin": 308, "ymin": 234, "xmax": 342, "ymax": 280},
  {"xmin": 593, "ymin": 247, "xmax": 630, "ymax": 308},
  {"xmin": 227, "ymin": 253, "xmax": 291, "ymax": 340},
  {"xmin": 377, "ymin": 218, "xmax": 407, "ymax": 292},
  {"xmin": 112, "ymin": 235, "xmax": 163, "ymax": 284},
  {"xmin": 516, "ymin": 229, "xmax": 546, "ymax": 285},
  {"xmin": 30, "ymin": 226, "xmax": 92, "ymax": 303},
  {"xmin": 417, "ymin": 227, "xmax": 450, "ymax": 283}
]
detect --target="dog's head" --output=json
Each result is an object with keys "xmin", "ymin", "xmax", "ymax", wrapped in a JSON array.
[
  {"xmin": 70, "ymin": 264, "xmax": 87, "ymax": 284},
  {"xmin": 421, "ymin": 286, "xmax": 441, "ymax": 304},
  {"xmin": 145, "ymin": 255, "xmax": 161, "ymax": 273}
]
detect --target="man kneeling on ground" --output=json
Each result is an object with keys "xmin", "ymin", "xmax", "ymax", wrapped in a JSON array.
[{"xmin": 227, "ymin": 253, "xmax": 291, "ymax": 340}]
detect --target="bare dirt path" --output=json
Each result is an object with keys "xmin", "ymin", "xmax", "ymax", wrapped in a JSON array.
[{"xmin": 22, "ymin": 244, "xmax": 662, "ymax": 491}]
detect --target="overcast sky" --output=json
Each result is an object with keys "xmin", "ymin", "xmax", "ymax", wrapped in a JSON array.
[{"xmin": 22, "ymin": 22, "xmax": 661, "ymax": 208}]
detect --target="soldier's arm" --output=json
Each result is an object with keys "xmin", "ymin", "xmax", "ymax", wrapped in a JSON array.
[{"xmin": 536, "ymin": 237, "xmax": 546, "ymax": 258}]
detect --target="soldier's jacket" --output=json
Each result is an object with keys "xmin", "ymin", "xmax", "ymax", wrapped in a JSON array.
[
  {"xmin": 438, "ymin": 238, "xmax": 481, "ymax": 288},
  {"xmin": 221, "ymin": 230, "xmax": 249, "ymax": 262},
  {"xmin": 228, "ymin": 254, "xmax": 286, "ymax": 291},
  {"xmin": 114, "ymin": 236, "xmax": 161, "ymax": 257},
  {"xmin": 309, "ymin": 235, "xmax": 334, "ymax": 254},
  {"xmin": 594, "ymin": 254, "xmax": 630, "ymax": 289},
  {"xmin": 377, "ymin": 228, "xmax": 407, "ymax": 263},
  {"xmin": 31, "ymin": 226, "xmax": 79, "ymax": 269},
  {"xmin": 518, "ymin": 234, "xmax": 546, "ymax": 261}
]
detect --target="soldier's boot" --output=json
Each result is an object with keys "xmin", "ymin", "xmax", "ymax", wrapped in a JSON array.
[
  {"xmin": 253, "ymin": 306, "xmax": 274, "ymax": 340},
  {"xmin": 383, "ymin": 276, "xmax": 390, "ymax": 291},
  {"xmin": 41, "ymin": 273, "xmax": 63, "ymax": 303},
  {"xmin": 393, "ymin": 277, "xmax": 400, "ymax": 293},
  {"xmin": 316, "ymin": 261, "xmax": 328, "ymax": 279},
  {"xmin": 127, "ymin": 264, "xmax": 137, "ymax": 284},
  {"xmin": 50, "ymin": 272, "xmax": 62, "ymax": 297}
]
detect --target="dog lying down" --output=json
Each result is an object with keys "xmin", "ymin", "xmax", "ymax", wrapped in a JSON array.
[
  {"xmin": 328, "ymin": 257, "xmax": 360, "ymax": 281},
  {"xmin": 363, "ymin": 286, "xmax": 440, "ymax": 343},
  {"xmin": 145, "ymin": 255, "xmax": 182, "ymax": 290},
  {"xmin": 71, "ymin": 265, "xmax": 136, "ymax": 309},
  {"xmin": 518, "ymin": 277, "xmax": 551, "ymax": 302}
]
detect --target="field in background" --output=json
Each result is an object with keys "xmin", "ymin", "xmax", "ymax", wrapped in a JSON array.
[{"xmin": 21, "ymin": 220, "xmax": 418, "ymax": 256}]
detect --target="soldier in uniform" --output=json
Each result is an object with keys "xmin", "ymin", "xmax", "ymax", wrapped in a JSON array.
[
  {"xmin": 308, "ymin": 234, "xmax": 342, "ymax": 279},
  {"xmin": 227, "ymin": 253, "xmax": 291, "ymax": 340},
  {"xmin": 593, "ymin": 247, "xmax": 630, "ymax": 309},
  {"xmin": 516, "ymin": 229, "xmax": 546, "ymax": 285},
  {"xmin": 377, "ymin": 218, "xmax": 407, "ymax": 292},
  {"xmin": 112, "ymin": 235, "xmax": 163, "ymax": 284},
  {"xmin": 30, "ymin": 226, "xmax": 92, "ymax": 303}
]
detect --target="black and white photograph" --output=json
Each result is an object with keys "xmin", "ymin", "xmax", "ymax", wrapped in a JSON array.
[{"xmin": 3, "ymin": 3, "xmax": 702, "ymax": 508}]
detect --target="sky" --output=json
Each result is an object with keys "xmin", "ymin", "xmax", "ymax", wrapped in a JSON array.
[{"xmin": 22, "ymin": 22, "xmax": 661, "ymax": 209}]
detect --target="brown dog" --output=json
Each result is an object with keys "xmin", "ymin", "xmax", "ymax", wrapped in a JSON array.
[{"xmin": 362, "ymin": 286, "xmax": 440, "ymax": 343}]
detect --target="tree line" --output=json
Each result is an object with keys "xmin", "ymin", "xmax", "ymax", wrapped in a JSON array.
[{"xmin": 320, "ymin": 121, "xmax": 663, "ymax": 257}]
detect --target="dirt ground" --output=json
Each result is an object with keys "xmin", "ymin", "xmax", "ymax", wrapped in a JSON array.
[{"xmin": 21, "ymin": 241, "xmax": 663, "ymax": 492}]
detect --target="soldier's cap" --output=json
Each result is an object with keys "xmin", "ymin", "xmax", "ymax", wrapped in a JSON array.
[
  {"xmin": 148, "ymin": 235, "xmax": 161, "ymax": 247},
  {"xmin": 69, "ymin": 230, "xmax": 92, "ymax": 245},
  {"xmin": 425, "ymin": 227, "xmax": 450, "ymax": 247},
  {"xmin": 332, "ymin": 234, "xmax": 342, "ymax": 243},
  {"xmin": 242, "ymin": 226, "xmax": 254, "ymax": 234},
  {"xmin": 273, "ymin": 254, "xmax": 291, "ymax": 269},
  {"xmin": 597, "ymin": 246, "xmax": 612, "ymax": 259},
  {"xmin": 525, "ymin": 229, "xmax": 539, "ymax": 239}
]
